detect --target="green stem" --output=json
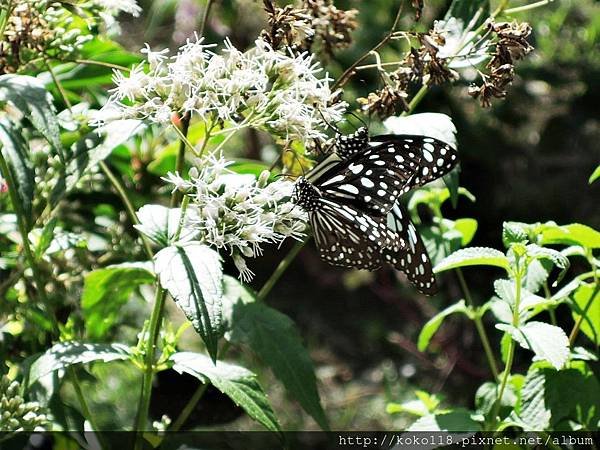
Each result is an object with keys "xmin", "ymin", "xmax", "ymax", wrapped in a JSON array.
[
  {"xmin": 169, "ymin": 383, "xmax": 208, "ymax": 431},
  {"xmin": 99, "ymin": 161, "xmax": 154, "ymax": 260},
  {"xmin": 504, "ymin": 0, "xmax": 553, "ymax": 14},
  {"xmin": 45, "ymin": 59, "xmax": 72, "ymax": 111},
  {"xmin": 543, "ymin": 282, "xmax": 557, "ymax": 326},
  {"xmin": 257, "ymin": 238, "xmax": 308, "ymax": 301},
  {"xmin": 402, "ymin": 85, "xmax": 428, "ymax": 116},
  {"xmin": 490, "ymin": 267, "xmax": 523, "ymax": 429},
  {"xmin": 569, "ymin": 283, "xmax": 599, "ymax": 346},
  {"xmin": 69, "ymin": 367, "xmax": 107, "ymax": 449},
  {"xmin": 456, "ymin": 268, "xmax": 499, "ymax": 379},
  {"xmin": 74, "ymin": 59, "xmax": 132, "ymax": 72},
  {"xmin": 198, "ymin": 0, "xmax": 214, "ymax": 37},
  {"xmin": 0, "ymin": 150, "xmax": 50, "ymax": 306},
  {"xmin": 133, "ymin": 113, "xmax": 191, "ymax": 447},
  {"xmin": 170, "ymin": 113, "xmax": 191, "ymax": 207}
]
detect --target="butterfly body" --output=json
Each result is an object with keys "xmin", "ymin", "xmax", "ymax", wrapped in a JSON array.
[{"xmin": 292, "ymin": 127, "xmax": 458, "ymax": 294}]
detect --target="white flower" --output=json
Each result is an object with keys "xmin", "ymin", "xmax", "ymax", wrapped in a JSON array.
[
  {"xmin": 93, "ymin": 0, "xmax": 142, "ymax": 17},
  {"xmin": 164, "ymin": 156, "xmax": 308, "ymax": 281},
  {"xmin": 93, "ymin": 37, "xmax": 346, "ymax": 144}
]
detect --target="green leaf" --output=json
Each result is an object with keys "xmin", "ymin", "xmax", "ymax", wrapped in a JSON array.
[
  {"xmin": 475, "ymin": 379, "xmax": 518, "ymax": 417},
  {"xmin": 418, "ymin": 300, "xmax": 469, "ymax": 351},
  {"xmin": 82, "ymin": 262, "xmax": 155, "ymax": 340},
  {"xmin": 517, "ymin": 363, "xmax": 600, "ymax": 430},
  {"xmin": 523, "ymin": 259, "xmax": 549, "ymax": 294},
  {"xmin": 589, "ymin": 165, "xmax": 600, "ymax": 184},
  {"xmin": 571, "ymin": 283, "xmax": 600, "ymax": 345},
  {"xmin": 540, "ymin": 223, "xmax": 600, "ymax": 249},
  {"xmin": 454, "ymin": 218, "xmax": 478, "ymax": 246},
  {"xmin": 492, "ymin": 279, "xmax": 552, "ymax": 322},
  {"xmin": 0, "ymin": 74, "xmax": 62, "ymax": 158},
  {"xmin": 503, "ymin": 222, "xmax": 529, "ymax": 247},
  {"xmin": 434, "ymin": 247, "xmax": 510, "ymax": 273},
  {"xmin": 50, "ymin": 120, "xmax": 144, "ymax": 207},
  {"xmin": 443, "ymin": 167, "xmax": 461, "ymax": 208},
  {"xmin": 0, "ymin": 120, "xmax": 34, "ymax": 228},
  {"xmin": 407, "ymin": 408, "xmax": 480, "ymax": 431},
  {"xmin": 170, "ymin": 351, "xmax": 281, "ymax": 432},
  {"xmin": 27, "ymin": 342, "xmax": 131, "ymax": 386},
  {"xmin": 33, "ymin": 217, "xmax": 58, "ymax": 259},
  {"xmin": 497, "ymin": 321, "xmax": 569, "ymax": 369},
  {"xmin": 222, "ymin": 276, "xmax": 329, "ymax": 430},
  {"xmin": 155, "ymin": 243, "xmax": 223, "ymax": 361},
  {"xmin": 135, "ymin": 205, "xmax": 199, "ymax": 248},
  {"xmin": 500, "ymin": 332, "xmax": 512, "ymax": 364}
]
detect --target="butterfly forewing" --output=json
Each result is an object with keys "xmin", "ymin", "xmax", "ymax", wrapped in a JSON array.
[
  {"xmin": 383, "ymin": 204, "xmax": 437, "ymax": 295},
  {"xmin": 370, "ymin": 134, "xmax": 458, "ymax": 191},
  {"xmin": 312, "ymin": 142, "xmax": 421, "ymax": 216}
]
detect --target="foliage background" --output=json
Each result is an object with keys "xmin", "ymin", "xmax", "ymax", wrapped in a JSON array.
[
  {"xmin": 99, "ymin": 0, "xmax": 599, "ymax": 430},
  {"xmin": 1, "ymin": 0, "xmax": 599, "ymax": 434}
]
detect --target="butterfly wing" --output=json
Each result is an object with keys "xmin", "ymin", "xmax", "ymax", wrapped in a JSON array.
[
  {"xmin": 310, "ymin": 198, "xmax": 399, "ymax": 271},
  {"xmin": 382, "ymin": 204, "xmax": 437, "ymax": 295},
  {"xmin": 309, "ymin": 141, "xmax": 422, "ymax": 216},
  {"xmin": 370, "ymin": 134, "xmax": 458, "ymax": 191}
]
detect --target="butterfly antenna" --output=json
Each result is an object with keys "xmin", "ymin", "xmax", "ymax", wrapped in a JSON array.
[{"xmin": 316, "ymin": 107, "xmax": 341, "ymax": 135}]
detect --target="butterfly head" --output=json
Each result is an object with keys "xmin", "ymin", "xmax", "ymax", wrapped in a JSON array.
[
  {"xmin": 292, "ymin": 177, "xmax": 321, "ymax": 211},
  {"xmin": 336, "ymin": 127, "xmax": 369, "ymax": 159}
]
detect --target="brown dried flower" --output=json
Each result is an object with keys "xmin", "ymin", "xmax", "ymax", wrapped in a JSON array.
[
  {"xmin": 469, "ymin": 20, "xmax": 533, "ymax": 107},
  {"xmin": 411, "ymin": 0, "xmax": 424, "ymax": 21},
  {"xmin": 261, "ymin": 0, "xmax": 314, "ymax": 51},
  {"xmin": 304, "ymin": 0, "xmax": 358, "ymax": 56},
  {"xmin": 0, "ymin": 1, "xmax": 54, "ymax": 74},
  {"xmin": 357, "ymin": 85, "xmax": 409, "ymax": 119}
]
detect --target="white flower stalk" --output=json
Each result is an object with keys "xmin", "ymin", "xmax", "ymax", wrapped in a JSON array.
[
  {"xmin": 92, "ymin": 37, "xmax": 346, "ymax": 143},
  {"xmin": 164, "ymin": 157, "xmax": 308, "ymax": 281}
]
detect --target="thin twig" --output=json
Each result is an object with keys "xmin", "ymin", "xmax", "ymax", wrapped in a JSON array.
[
  {"xmin": 199, "ymin": 0, "xmax": 215, "ymax": 37},
  {"xmin": 331, "ymin": 1, "xmax": 404, "ymax": 91}
]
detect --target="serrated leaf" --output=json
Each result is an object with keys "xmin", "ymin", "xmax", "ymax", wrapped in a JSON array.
[
  {"xmin": 27, "ymin": 342, "xmax": 131, "ymax": 386},
  {"xmin": 493, "ymin": 279, "xmax": 550, "ymax": 321},
  {"xmin": 82, "ymin": 262, "xmax": 155, "ymax": 340},
  {"xmin": 434, "ymin": 247, "xmax": 509, "ymax": 273},
  {"xmin": 517, "ymin": 363, "xmax": 600, "ymax": 430},
  {"xmin": 170, "ymin": 352, "xmax": 281, "ymax": 432},
  {"xmin": 571, "ymin": 283, "xmax": 600, "ymax": 345},
  {"xmin": 524, "ymin": 259, "xmax": 549, "ymax": 294},
  {"xmin": 135, "ymin": 204, "xmax": 199, "ymax": 248},
  {"xmin": 526, "ymin": 244, "xmax": 570, "ymax": 271},
  {"xmin": 407, "ymin": 408, "xmax": 480, "ymax": 432},
  {"xmin": 222, "ymin": 276, "xmax": 329, "ymax": 430},
  {"xmin": 503, "ymin": 222, "xmax": 529, "ymax": 247},
  {"xmin": 155, "ymin": 243, "xmax": 223, "ymax": 361},
  {"xmin": 589, "ymin": 165, "xmax": 600, "ymax": 184},
  {"xmin": 0, "ymin": 74, "xmax": 62, "ymax": 158},
  {"xmin": 498, "ymin": 322, "xmax": 569, "ymax": 369},
  {"xmin": 540, "ymin": 223, "xmax": 600, "ymax": 249},
  {"xmin": 418, "ymin": 300, "xmax": 469, "ymax": 351},
  {"xmin": 475, "ymin": 380, "xmax": 517, "ymax": 417},
  {"xmin": 0, "ymin": 120, "xmax": 34, "ymax": 227}
]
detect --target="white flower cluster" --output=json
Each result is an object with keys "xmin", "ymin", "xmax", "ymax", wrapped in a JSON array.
[
  {"xmin": 92, "ymin": 37, "xmax": 346, "ymax": 143},
  {"xmin": 164, "ymin": 157, "xmax": 307, "ymax": 281}
]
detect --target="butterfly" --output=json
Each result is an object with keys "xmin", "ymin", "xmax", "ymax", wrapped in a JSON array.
[{"xmin": 291, "ymin": 126, "xmax": 458, "ymax": 294}]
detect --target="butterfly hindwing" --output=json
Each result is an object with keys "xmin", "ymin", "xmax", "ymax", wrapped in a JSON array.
[
  {"xmin": 311, "ymin": 199, "xmax": 398, "ymax": 270},
  {"xmin": 383, "ymin": 204, "xmax": 437, "ymax": 295}
]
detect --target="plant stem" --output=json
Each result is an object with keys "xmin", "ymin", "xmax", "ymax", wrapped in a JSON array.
[
  {"xmin": 171, "ymin": 113, "xmax": 191, "ymax": 207},
  {"xmin": 74, "ymin": 59, "xmax": 132, "ymax": 72},
  {"xmin": 45, "ymin": 59, "xmax": 72, "ymax": 112},
  {"xmin": 133, "ymin": 289, "xmax": 167, "ymax": 437},
  {"xmin": 402, "ymin": 85, "xmax": 428, "ymax": 116},
  {"xmin": 257, "ymin": 238, "xmax": 307, "ymax": 301},
  {"xmin": 0, "ymin": 150, "xmax": 50, "ymax": 307},
  {"xmin": 455, "ymin": 268, "xmax": 499, "ymax": 379},
  {"xmin": 568, "ymin": 284, "xmax": 599, "ymax": 346},
  {"xmin": 134, "ymin": 112, "xmax": 191, "ymax": 448},
  {"xmin": 331, "ymin": 1, "xmax": 404, "ymax": 91},
  {"xmin": 99, "ymin": 161, "xmax": 154, "ymax": 259},
  {"xmin": 504, "ymin": 0, "xmax": 553, "ymax": 14},
  {"xmin": 69, "ymin": 367, "xmax": 107, "ymax": 449},
  {"xmin": 490, "ymin": 268, "xmax": 523, "ymax": 429},
  {"xmin": 169, "ymin": 383, "xmax": 208, "ymax": 431},
  {"xmin": 542, "ymin": 282, "xmax": 557, "ymax": 326},
  {"xmin": 199, "ymin": 0, "xmax": 214, "ymax": 37}
]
